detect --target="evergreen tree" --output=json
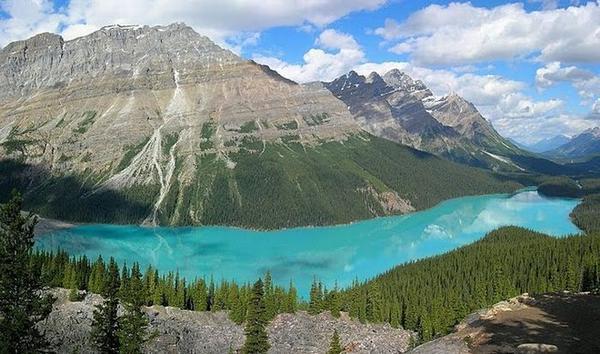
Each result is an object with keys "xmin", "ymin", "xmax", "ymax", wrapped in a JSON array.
[
  {"xmin": 308, "ymin": 279, "xmax": 322, "ymax": 315},
  {"xmin": 91, "ymin": 257, "xmax": 121, "ymax": 353},
  {"xmin": 327, "ymin": 329, "xmax": 343, "ymax": 354},
  {"xmin": 118, "ymin": 263, "xmax": 152, "ymax": 353},
  {"xmin": 284, "ymin": 280, "xmax": 297, "ymax": 313},
  {"xmin": 242, "ymin": 279, "xmax": 270, "ymax": 354},
  {"xmin": 88, "ymin": 255, "xmax": 106, "ymax": 294},
  {"xmin": 0, "ymin": 192, "xmax": 53, "ymax": 353}
]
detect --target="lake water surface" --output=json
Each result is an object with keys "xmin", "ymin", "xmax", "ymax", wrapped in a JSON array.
[{"xmin": 36, "ymin": 190, "xmax": 581, "ymax": 296}]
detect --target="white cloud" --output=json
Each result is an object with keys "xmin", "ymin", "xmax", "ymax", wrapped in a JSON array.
[
  {"xmin": 594, "ymin": 98, "xmax": 600, "ymax": 114},
  {"xmin": 0, "ymin": 0, "xmax": 386, "ymax": 48},
  {"xmin": 316, "ymin": 29, "xmax": 360, "ymax": 51},
  {"xmin": 493, "ymin": 113, "xmax": 598, "ymax": 144},
  {"xmin": 374, "ymin": 2, "xmax": 600, "ymax": 65},
  {"xmin": 536, "ymin": 62, "xmax": 600, "ymax": 106},
  {"xmin": 253, "ymin": 29, "xmax": 365, "ymax": 83}
]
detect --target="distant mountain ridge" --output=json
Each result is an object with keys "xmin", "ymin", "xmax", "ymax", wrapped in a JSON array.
[
  {"xmin": 524, "ymin": 135, "xmax": 572, "ymax": 153},
  {"xmin": 325, "ymin": 70, "xmax": 525, "ymax": 170},
  {"xmin": 547, "ymin": 127, "xmax": 600, "ymax": 158},
  {"xmin": 0, "ymin": 23, "xmax": 519, "ymax": 228}
]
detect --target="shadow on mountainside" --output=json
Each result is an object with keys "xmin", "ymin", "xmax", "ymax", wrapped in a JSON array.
[{"xmin": 0, "ymin": 159, "xmax": 153, "ymax": 225}]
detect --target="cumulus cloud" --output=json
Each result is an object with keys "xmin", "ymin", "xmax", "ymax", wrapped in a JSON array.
[
  {"xmin": 253, "ymin": 29, "xmax": 365, "ymax": 83},
  {"xmin": 536, "ymin": 62, "xmax": 600, "ymax": 106},
  {"xmin": 0, "ymin": 0, "xmax": 386, "ymax": 47},
  {"xmin": 374, "ymin": 2, "xmax": 600, "ymax": 65},
  {"xmin": 493, "ymin": 113, "xmax": 599, "ymax": 144}
]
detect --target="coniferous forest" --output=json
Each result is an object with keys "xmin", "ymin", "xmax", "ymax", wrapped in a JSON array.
[
  {"xmin": 1, "ymin": 179, "xmax": 600, "ymax": 350},
  {"xmin": 21, "ymin": 192, "xmax": 600, "ymax": 344}
]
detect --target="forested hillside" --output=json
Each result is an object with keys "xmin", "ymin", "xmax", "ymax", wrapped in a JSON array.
[{"xmin": 2, "ymin": 133, "xmax": 519, "ymax": 229}]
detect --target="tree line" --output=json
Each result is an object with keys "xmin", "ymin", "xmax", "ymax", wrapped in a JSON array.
[{"xmin": 3, "ymin": 189, "xmax": 600, "ymax": 351}]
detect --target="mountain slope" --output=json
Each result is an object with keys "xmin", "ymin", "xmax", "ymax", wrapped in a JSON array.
[
  {"xmin": 547, "ymin": 127, "xmax": 600, "ymax": 158},
  {"xmin": 326, "ymin": 70, "xmax": 526, "ymax": 171},
  {"xmin": 0, "ymin": 24, "xmax": 519, "ymax": 228}
]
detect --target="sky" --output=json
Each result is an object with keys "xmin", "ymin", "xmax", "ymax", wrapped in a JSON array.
[{"xmin": 0, "ymin": 0, "xmax": 599, "ymax": 144}]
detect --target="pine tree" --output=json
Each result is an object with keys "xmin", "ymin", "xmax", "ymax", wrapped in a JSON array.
[
  {"xmin": 327, "ymin": 329, "xmax": 343, "ymax": 354},
  {"xmin": 284, "ymin": 280, "xmax": 297, "ymax": 313},
  {"xmin": 118, "ymin": 263, "xmax": 152, "ymax": 353},
  {"xmin": 88, "ymin": 255, "xmax": 106, "ymax": 294},
  {"xmin": 91, "ymin": 257, "xmax": 121, "ymax": 353},
  {"xmin": 0, "ymin": 192, "xmax": 53, "ymax": 353},
  {"xmin": 242, "ymin": 279, "xmax": 270, "ymax": 354},
  {"xmin": 308, "ymin": 279, "xmax": 322, "ymax": 315}
]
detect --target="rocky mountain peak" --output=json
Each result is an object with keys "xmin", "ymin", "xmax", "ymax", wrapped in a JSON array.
[
  {"xmin": 365, "ymin": 71, "xmax": 383, "ymax": 83},
  {"xmin": 382, "ymin": 69, "xmax": 432, "ymax": 99},
  {"xmin": 585, "ymin": 126, "xmax": 600, "ymax": 137}
]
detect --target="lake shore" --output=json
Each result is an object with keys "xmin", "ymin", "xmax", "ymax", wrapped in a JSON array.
[{"xmin": 34, "ymin": 217, "xmax": 75, "ymax": 236}]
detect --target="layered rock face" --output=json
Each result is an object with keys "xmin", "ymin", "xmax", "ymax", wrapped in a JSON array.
[
  {"xmin": 326, "ymin": 69, "xmax": 524, "ymax": 169},
  {"xmin": 0, "ymin": 23, "xmax": 359, "ymax": 225},
  {"xmin": 0, "ymin": 24, "xmax": 520, "ymax": 228}
]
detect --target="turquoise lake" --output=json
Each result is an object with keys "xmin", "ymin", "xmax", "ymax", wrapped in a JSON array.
[{"xmin": 36, "ymin": 190, "xmax": 581, "ymax": 296}]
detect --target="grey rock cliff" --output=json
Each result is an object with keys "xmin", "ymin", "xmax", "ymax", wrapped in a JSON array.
[
  {"xmin": 325, "ymin": 70, "xmax": 525, "ymax": 170},
  {"xmin": 0, "ymin": 23, "xmax": 360, "ymax": 225}
]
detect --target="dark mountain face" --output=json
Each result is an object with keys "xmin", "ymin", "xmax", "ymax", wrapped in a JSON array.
[{"xmin": 326, "ymin": 70, "xmax": 525, "ymax": 170}]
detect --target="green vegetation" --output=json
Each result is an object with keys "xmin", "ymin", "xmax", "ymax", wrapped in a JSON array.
[
  {"xmin": 0, "ymin": 133, "xmax": 519, "ymax": 229},
  {"xmin": 31, "ymin": 246, "xmax": 298, "ymax": 325},
  {"xmin": 199, "ymin": 120, "xmax": 216, "ymax": 150},
  {"xmin": 327, "ymin": 227, "xmax": 600, "ymax": 342},
  {"xmin": 191, "ymin": 134, "xmax": 518, "ymax": 229},
  {"xmin": 116, "ymin": 138, "xmax": 150, "ymax": 172},
  {"xmin": 1, "ymin": 127, "xmax": 36, "ymax": 156},
  {"xmin": 571, "ymin": 194, "xmax": 600, "ymax": 233},
  {"xmin": 0, "ymin": 160, "xmax": 157, "ymax": 224},
  {"xmin": 327, "ymin": 330, "xmax": 343, "ymax": 354},
  {"xmin": 117, "ymin": 263, "xmax": 153, "ymax": 353},
  {"xmin": 242, "ymin": 279, "xmax": 270, "ymax": 354},
  {"xmin": 201, "ymin": 120, "xmax": 216, "ymax": 139},
  {"xmin": 275, "ymin": 120, "xmax": 299, "ymax": 130},
  {"xmin": 91, "ymin": 258, "xmax": 120, "ymax": 353},
  {"xmin": 0, "ymin": 193, "xmax": 53, "ymax": 352},
  {"xmin": 303, "ymin": 113, "xmax": 330, "ymax": 126},
  {"xmin": 161, "ymin": 132, "xmax": 179, "ymax": 155},
  {"xmin": 239, "ymin": 121, "xmax": 259, "ymax": 133},
  {"xmin": 72, "ymin": 111, "xmax": 97, "ymax": 134}
]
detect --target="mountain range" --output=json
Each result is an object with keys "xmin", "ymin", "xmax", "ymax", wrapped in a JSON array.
[
  {"xmin": 546, "ymin": 127, "xmax": 600, "ymax": 159},
  {"xmin": 523, "ymin": 135, "xmax": 572, "ymax": 153},
  {"xmin": 325, "ymin": 70, "xmax": 525, "ymax": 170},
  {"xmin": 0, "ymin": 23, "xmax": 567, "ymax": 228}
]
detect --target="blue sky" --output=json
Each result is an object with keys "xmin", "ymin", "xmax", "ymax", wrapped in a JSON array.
[{"xmin": 0, "ymin": 0, "xmax": 598, "ymax": 143}]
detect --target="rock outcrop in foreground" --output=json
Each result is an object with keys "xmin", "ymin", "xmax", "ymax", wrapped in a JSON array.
[
  {"xmin": 41, "ymin": 289, "xmax": 414, "ymax": 353},
  {"xmin": 409, "ymin": 292, "xmax": 600, "ymax": 354}
]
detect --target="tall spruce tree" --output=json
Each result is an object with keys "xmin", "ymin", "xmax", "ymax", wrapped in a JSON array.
[
  {"xmin": 327, "ymin": 329, "xmax": 343, "ymax": 354},
  {"xmin": 91, "ymin": 257, "xmax": 121, "ymax": 353},
  {"xmin": 242, "ymin": 279, "xmax": 270, "ymax": 354},
  {"xmin": 118, "ymin": 262, "xmax": 152, "ymax": 353},
  {"xmin": 0, "ymin": 192, "xmax": 53, "ymax": 353}
]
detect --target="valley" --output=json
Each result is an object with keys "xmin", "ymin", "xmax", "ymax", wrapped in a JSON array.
[{"xmin": 0, "ymin": 16, "xmax": 598, "ymax": 354}]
